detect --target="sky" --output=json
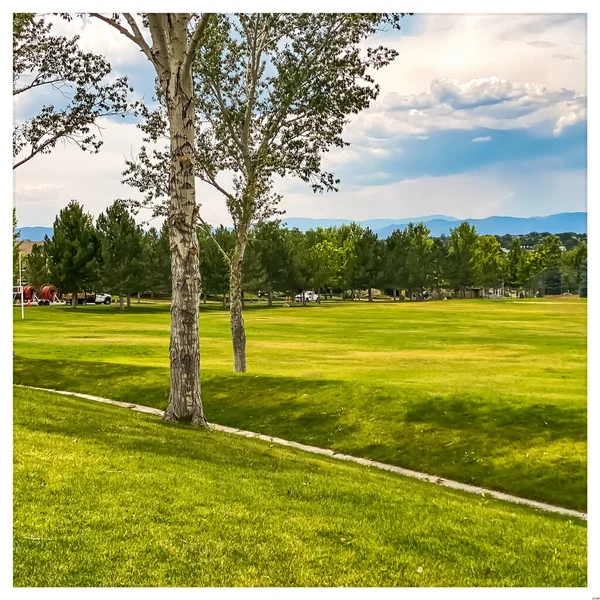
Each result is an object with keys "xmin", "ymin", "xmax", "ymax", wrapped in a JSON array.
[{"xmin": 13, "ymin": 13, "xmax": 587, "ymax": 228}]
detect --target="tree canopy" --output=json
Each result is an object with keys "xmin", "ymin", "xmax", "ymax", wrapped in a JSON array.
[{"xmin": 13, "ymin": 13, "xmax": 133, "ymax": 169}]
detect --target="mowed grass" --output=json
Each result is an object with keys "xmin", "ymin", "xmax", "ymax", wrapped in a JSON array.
[
  {"xmin": 13, "ymin": 387, "xmax": 586, "ymax": 587},
  {"xmin": 13, "ymin": 297, "xmax": 587, "ymax": 510}
]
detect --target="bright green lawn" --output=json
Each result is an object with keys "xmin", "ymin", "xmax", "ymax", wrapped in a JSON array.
[
  {"xmin": 13, "ymin": 387, "xmax": 586, "ymax": 587},
  {"xmin": 13, "ymin": 297, "xmax": 587, "ymax": 510}
]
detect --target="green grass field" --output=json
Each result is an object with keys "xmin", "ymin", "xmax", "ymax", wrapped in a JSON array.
[
  {"xmin": 13, "ymin": 298, "xmax": 587, "ymax": 511},
  {"xmin": 13, "ymin": 386, "xmax": 586, "ymax": 587}
]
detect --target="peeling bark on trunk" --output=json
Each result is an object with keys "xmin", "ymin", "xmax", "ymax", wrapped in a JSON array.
[
  {"xmin": 230, "ymin": 218, "xmax": 251, "ymax": 373},
  {"xmin": 161, "ymin": 24, "xmax": 205, "ymax": 426}
]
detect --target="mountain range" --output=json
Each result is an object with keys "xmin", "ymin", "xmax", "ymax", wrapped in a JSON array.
[
  {"xmin": 282, "ymin": 212, "xmax": 587, "ymax": 238},
  {"xmin": 17, "ymin": 212, "xmax": 586, "ymax": 241}
]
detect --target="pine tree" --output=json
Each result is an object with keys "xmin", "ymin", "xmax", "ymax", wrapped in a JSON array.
[
  {"xmin": 96, "ymin": 200, "xmax": 145, "ymax": 311},
  {"xmin": 44, "ymin": 200, "xmax": 99, "ymax": 309},
  {"xmin": 24, "ymin": 243, "xmax": 49, "ymax": 290}
]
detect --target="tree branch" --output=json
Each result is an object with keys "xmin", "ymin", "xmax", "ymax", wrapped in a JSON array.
[
  {"xmin": 197, "ymin": 214, "xmax": 231, "ymax": 265},
  {"xmin": 183, "ymin": 13, "xmax": 214, "ymax": 79},
  {"xmin": 89, "ymin": 13, "xmax": 156, "ymax": 68}
]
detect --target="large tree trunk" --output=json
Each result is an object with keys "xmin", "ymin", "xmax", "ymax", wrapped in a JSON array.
[
  {"xmin": 368, "ymin": 287, "xmax": 373, "ymax": 302},
  {"xmin": 71, "ymin": 289, "xmax": 77, "ymax": 310},
  {"xmin": 162, "ymin": 35, "xmax": 205, "ymax": 426},
  {"xmin": 229, "ymin": 218, "xmax": 251, "ymax": 373}
]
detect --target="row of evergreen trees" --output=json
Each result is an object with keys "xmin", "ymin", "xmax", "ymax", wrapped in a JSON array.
[{"xmin": 21, "ymin": 200, "xmax": 588, "ymax": 307}]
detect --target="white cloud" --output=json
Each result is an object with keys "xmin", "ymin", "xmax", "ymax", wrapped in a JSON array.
[
  {"xmin": 372, "ymin": 14, "xmax": 586, "ymax": 97},
  {"xmin": 362, "ymin": 75, "xmax": 585, "ymax": 138},
  {"xmin": 48, "ymin": 14, "xmax": 149, "ymax": 72},
  {"xmin": 13, "ymin": 14, "xmax": 587, "ymax": 227},
  {"xmin": 14, "ymin": 118, "xmax": 149, "ymax": 226},
  {"xmin": 553, "ymin": 97, "xmax": 587, "ymax": 135},
  {"xmin": 276, "ymin": 166, "xmax": 586, "ymax": 221},
  {"xmin": 472, "ymin": 136, "xmax": 492, "ymax": 142}
]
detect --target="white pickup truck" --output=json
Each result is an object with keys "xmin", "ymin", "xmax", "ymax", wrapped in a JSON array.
[{"xmin": 294, "ymin": 291, "xmax": 319, "ymax": 302}]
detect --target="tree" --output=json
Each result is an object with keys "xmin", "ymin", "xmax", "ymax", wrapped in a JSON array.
[
  {"xmin": 286, "ymin": 228, "xmax": 312, "ymax": 303},
  {"xmin": 561, "ymin": 241, "xmax": 587, "ymax": 293},
  {"xmin": 252, "ymin": 220, "xmax": 291, "ymax": 306},
  {"xmin": 404, "ymin": 222, "xmax": 433, "ymax": 300},
  {"xmin": 334, "ymin": 223, "xmax": 365, "ymax": 298},
  {"xmin": 96, "ymin": 200, "xmax": 145, "ymax": 311},
  {"xmin": 303, "ymin": 229, "xmax": 343, "ymax": 300},
  {"xmin": 506, "ymin": 237, "xmax": 524, "ymax": 290},
  {"xmin": 88, "ymin": 13, "xmax": 216, "ymax": 425},
  {"xmin": 13, "ymin": 13, "xmax": 132, "ymax": 169},
  {"xmin": 44, "ymin": 200, "xmax": 99, "ymax": 309},
  {"xmin": 13, "ymin": 209, "xmax": 22, "ymax": 285},
  {"xmin": 474, "ymin": 235, "xmax": 505, "ymax": 295},
  {"xmin": 429, "ymin": 236, "xmax": 449, "ymax": 298},
  {"xmin": 124, "ymin": 13, "xmax": 406, "ymax": 373},
  {"xmin": 142, "ymin": 227, "xmax": 167, "ymax": 298},
  {"xmin": 24, "ymin": 243, "xmax": 49, "ymax": 290},
  {"xmin": 447, "ymin": 222, "xmax": 478, "ymax": 297},
  {"xmin": 198, "ymin": 225, "xmax": 235, "ymax": 307},
  {"xmin": 383, "ymin": 229, "xmax": 409, "ymax": 300},
  {"xmin": 530, "ymin": 234, "xmax": 563, "ymax": 295},
  {"xmin": 346, "ymin": 228, "xmax": 384, "ymax": 301}
]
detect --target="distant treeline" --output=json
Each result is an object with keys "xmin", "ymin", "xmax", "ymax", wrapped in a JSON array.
[{"xmin": 16, "ymin": 200, "xmax": 588, "ymax": 306}]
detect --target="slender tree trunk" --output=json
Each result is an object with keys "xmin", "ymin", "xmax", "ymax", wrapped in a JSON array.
[
  {"xmin": 222, "ymin": 294, "xmax": 227, "ymax": 309},
  {"xmin": 71, "ymin": 289, "xmax": 77, "ymax": 310},
  {"xmin": 230, "ymin": 217, "xmax": 251, "ymax": 373},
  {"xmin": 119, "ymin": 292, "xmax": 124, "ymax": 312},
  {"xmin": 162, "ymin": 37, "xmax": 205, "ymax": 426},
  {"xmin": 368, "ymin": 287, "xmax": 373, "ymax": 302},
  {"xmin": 268, "ymin": 290, "xmax": 273, "ymax": 307},
  {"xmin": 137, "ymin": 291, "xmax": 141, "ymax": 303},
  {"xmin": 127, "ymin": 293, "xmax": 131, "ymax": 309},
  {"xmin": 151, "ymin": 290, "xmax": 154, "ymax": 299}
]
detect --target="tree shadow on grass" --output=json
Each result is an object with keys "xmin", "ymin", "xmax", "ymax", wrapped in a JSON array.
[
  {"xmin": 403, "ymin": 396, "xmax": 586, "ymax": 444},
  {"xmin": 13, "ymin": 356, "xmax": 587, "ymax": 509}
]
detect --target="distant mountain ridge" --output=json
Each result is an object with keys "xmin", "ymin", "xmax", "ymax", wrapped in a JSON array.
[
  {"xmin": 283, "ymin": 212, "xmax": 586, "ymax": 237},
  {"xmin": 18, "ymin": 212, "xmax": 586, "ymax": 241}
]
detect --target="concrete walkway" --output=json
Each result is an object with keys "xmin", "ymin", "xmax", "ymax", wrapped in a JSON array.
[{"xmin": 15, "ymin": 384, "xmax": 587, "ymax": 521}]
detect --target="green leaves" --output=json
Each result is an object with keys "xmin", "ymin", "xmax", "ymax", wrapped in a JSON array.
[
  {"xmin": 24, "ymin": 243, "xmax": 50, "ymax": 290},
  {"xmin": 96, "ymin": 200, "xmax": 146, "ymax": 297},
  {"xmin": 44, "ymin": 200, "xmax": 99, "ymax": 295},
  {"xmin": 13, "ymin": 14, "xmax": 134, "ymax": 169}
]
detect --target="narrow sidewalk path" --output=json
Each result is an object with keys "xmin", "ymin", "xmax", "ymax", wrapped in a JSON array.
[{"xmin": 15, "ymin": 384, "xmax": 587, "ymax": 521}]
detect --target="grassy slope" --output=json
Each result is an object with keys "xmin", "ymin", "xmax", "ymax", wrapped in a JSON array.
[
  {"xmin": 13, "ymin": 298, "xmax": 587, "ymax": 510},
  {"xmin": 13, "ymin": 387, "xmax": 586, "ymax": 587}
]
